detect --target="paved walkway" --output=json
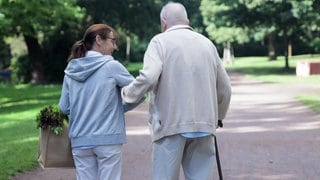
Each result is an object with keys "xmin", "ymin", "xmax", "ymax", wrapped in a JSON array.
[{"xmin": 12, "ymin": 72, "xmax": 320, "ymax": 180}]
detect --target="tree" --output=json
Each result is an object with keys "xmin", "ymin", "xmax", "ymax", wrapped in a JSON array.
[
  {"xmin": 291, "ymin": 1, "xmax": 320, "ymax": 53},
  {"xmin": 200, "ymin": 0, "xmax": 320, "ymax": 70},
  {"xmin": 200, "ymin": 0, "xmax": 250, "ymax": 63},
  {"xmin": 0, "ymin": 0, "xmax": 84, "ymax": 84}
]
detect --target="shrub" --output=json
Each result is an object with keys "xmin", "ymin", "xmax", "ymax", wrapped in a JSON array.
[{"xmin": 11, "ymin": 55, "xmax": 31, "ymax": 84}]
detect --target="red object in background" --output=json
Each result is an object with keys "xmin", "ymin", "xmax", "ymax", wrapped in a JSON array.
[{"xmin": 296, "ymin": 61, "xmax": 320, "ymax": 76}]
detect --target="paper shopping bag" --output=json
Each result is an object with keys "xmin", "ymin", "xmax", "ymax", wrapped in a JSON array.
[{"xmin": 38, "ymin": 125, "xmax": 75, "ymax": 168}]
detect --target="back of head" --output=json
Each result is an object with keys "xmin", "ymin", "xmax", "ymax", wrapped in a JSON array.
[
  {"xmin": 67, "ymin": 24, "xmax": 115, "ymax": 62},
  {"xmin": 160, "ymin": 2, "xmax": 189, "ymax": 27}
]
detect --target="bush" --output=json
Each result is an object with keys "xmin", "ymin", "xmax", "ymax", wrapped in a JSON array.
[
  {"xmin": 10, "ymin": 55, "xmax": 31, "ymax": 84},
  {"xmin": 124, "ymin": 62, "xmax": 143, "ymax": 77},
  {"xmin": 0, "ymin": 39, "xmax": 11, "ymax": 70}
]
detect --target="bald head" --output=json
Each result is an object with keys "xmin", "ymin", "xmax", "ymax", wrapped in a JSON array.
[{"xmin": 160, "ymin": 2, "xmax": 189, "ymax": 31}]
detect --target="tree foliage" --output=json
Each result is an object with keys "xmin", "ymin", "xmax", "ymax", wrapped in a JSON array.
[
  {"xmin": 78, "ymin": 0, "xmax": 161, "ymax": 39},
  {"xmin": 200, "ymin": 0, "xmax": 320, "ymax": 69},
  {"xmin": 200, "ymin": 0, "xmax": 250, "ymax": 44},
  {"xmin": 1, "ymin": 0, "xmax": 320, "ymax": 83},
  {"xmin": 1, "ymin": 0, "xmax": 84, "ymax": 37},
  {"xmin": 0, "ymin": 0, "xmax": 84, "ymax": 83}
]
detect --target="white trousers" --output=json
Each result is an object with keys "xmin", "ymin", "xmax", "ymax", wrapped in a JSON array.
[
  {"xmin": 72, "ymin": 145, "xmax": 122, "ymax": 180},
  {"xmin": 152, "ymin": 134, "xmax": 215, "ymax": 180}
]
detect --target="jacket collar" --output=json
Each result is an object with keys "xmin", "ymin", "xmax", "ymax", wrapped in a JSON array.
[
  {"xmin": 165, "ymin": 25, "xmax": 193, "ymax": 32},
  {"xmin": 86, "ymin": 50, "xmax": 103, "ymax": 57}
]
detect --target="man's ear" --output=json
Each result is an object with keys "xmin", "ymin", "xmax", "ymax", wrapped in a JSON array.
[{"xmin": 161, "ymin": 19, "xmax": 167, "ymax": 32}]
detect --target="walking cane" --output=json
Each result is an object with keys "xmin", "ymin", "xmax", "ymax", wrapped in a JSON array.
[{"xmin": 215, "ymin": 120, "xmax": 223, "ymax": 180}]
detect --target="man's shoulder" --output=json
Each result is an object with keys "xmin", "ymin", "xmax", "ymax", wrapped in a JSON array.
[
  {"xmin": 152, "ymin": 32, "xmax": 165, "ymax": 39},
  {"xmin": 148, "ymin": 33, "xmax": 167, "ymax": 45}
]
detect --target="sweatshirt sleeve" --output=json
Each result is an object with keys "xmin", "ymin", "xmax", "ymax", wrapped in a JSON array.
[
  {"xmin": 108, "ymin": 61, "xmax": 134, "ymax": 87},
  {"xmin": 123, "ymin": 95, "xmax": 146, "ymax": 112},
  {"xmin": 58, "ymin": 76, "xmax": 70, "ymax": 115},
  {"xmin": 121, "ymin": 38, "xmax": 163, "ymax": 103},
  {"xmin": 107, "ymin": 60, "xmax": 146, "ymax": 111}
]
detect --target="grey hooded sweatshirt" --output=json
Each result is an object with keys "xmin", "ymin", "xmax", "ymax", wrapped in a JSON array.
[{"xmin": 59, "ymin": 51, "xmax": 135, "ymax": 148}]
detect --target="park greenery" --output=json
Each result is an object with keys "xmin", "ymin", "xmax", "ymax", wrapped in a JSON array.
[
  {"xmin": 201, "ymin": 0, "xmax": 320, "ymax": 68},
  {"xmin": 0, "ymin": 0, "xmax": 319, "ymax": 84}
]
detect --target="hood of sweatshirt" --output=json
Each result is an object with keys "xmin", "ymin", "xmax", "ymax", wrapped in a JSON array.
[{"xmin": 64, "ymin": 55, "xmax": 113, "ymax": 82}]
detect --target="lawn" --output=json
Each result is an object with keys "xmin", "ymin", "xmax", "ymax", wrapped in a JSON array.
[
  {"xmin": 0, "ymin": 84, "xmax": 61, "ymax": 179},
  {"xmin": 296, "ymin": 95, "xmax": 320, "ymax": 114},
  {"xmin": 224, "ymin": 54, "xmax": 320, "ymax": 113},
  {"xmin": 225, "ymin": 54, "xmax": 320, "ymax": 83}
]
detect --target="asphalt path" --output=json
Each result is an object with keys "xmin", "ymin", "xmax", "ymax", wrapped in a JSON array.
[{"xmin": 12, "ymin": 72, "xmax": 320, "ymax": 180}]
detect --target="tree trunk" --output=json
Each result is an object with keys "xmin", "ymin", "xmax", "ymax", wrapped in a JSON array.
[
  {"xmin": 223, "ymin": 42, "xmax": 234, "ymax": 65},
  {"xmin": 24, "ymin": 34, "xmax": 45, "ymax": 84},
  {"xmin": 126, "ymin": 35, "xmax": 131, "ymax": 62},
  {"xmin": 288, "ymin": 40, "xmax": 292, "ymax": 58},
  {"xmin": 267, "ymin": 33, "xmax": 277, "ymax": 60},
  {"xmin": 283, "ymin": 30, "xmax": 290, "ymax": 71}
]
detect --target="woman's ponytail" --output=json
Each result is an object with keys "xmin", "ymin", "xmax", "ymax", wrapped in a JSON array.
[{"xmin": 67, "ymin": 40, "xmax": 87, "ymax": 62}]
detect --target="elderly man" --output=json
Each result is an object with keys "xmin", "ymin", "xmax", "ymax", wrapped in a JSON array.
[{"xmin": 122, "ymin": 2, "xmax": 231, "ymax": 180}]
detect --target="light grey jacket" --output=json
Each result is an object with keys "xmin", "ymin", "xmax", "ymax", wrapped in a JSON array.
[
  {"xmin": 59, "ymin": 51, "xmax": 139, "ymax": 148},
  {"xmin": 122, "ymin": 25, "xmax": 231, "ymax": 141}
]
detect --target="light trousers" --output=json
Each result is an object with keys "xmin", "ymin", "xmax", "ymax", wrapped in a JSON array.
[
  {"xmin": 72, "ymin": 145, "xmax": 122, "ymax": 180},
  {"xmin": 152, "ymin": 134, "xmax": 215, "ymax": 180}
]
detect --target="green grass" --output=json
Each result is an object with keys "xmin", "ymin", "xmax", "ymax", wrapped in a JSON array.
[
  {"xmin": 296, "ymin": 95, "xmax": 320, "ymax": 114},
  {"xmin": 0, "ymin": 84, "xmax": 61, "ymax": 180},
  {"xmin": 125, "ymin": 62, "xmax": 143, "ymax": 77},
  {"xmin": 225, "ymin": 54, "xmax": 320, "ymax": 113},
  {"xmin": 225, "ymin": 54, "xmax": 320, "ymax": 84}
]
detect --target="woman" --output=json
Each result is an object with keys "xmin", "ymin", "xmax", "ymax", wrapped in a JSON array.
[{"xmin": 59, "ymin": 24, "xmax": 141, "ymax": 180}]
